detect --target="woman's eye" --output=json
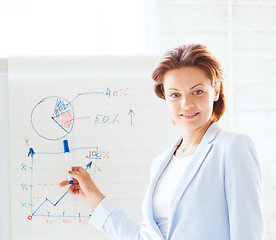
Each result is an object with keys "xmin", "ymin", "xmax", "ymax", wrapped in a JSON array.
[
  {"xmin": 171, "ymin": 93, "xmax": 180, "ymax": 98},
  {"xmin": 193, "ymin": 90, "xmax": 203, "ymax": 95}
]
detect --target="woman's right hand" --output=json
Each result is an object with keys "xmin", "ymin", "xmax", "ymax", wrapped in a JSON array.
[{"xmin": 59, "ymin": 166, "xmax": 105, "ymax": 208}]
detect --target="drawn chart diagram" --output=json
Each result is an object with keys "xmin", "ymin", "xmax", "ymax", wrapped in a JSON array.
[
  {"xmin": 22, "ymin": 88, "xmax": 131, "ymax": 226},
  {"xmin": 24, "ymin": 91, "xmax": 116, "ymax": 223},
  {"xmin": 24, "ymin": 145, "xmax": 103, "ymax": 222},
  {"xmin": 8, "ymin": 56, "xmax": 162, "ymax": 240},
  {"xmin": 31, "ymin": 96, "xmax": 75, "ymax": 140}
]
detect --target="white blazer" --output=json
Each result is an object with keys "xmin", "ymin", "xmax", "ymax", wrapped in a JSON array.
[{"xmin": 89, "ymin": 122, "xmax": 264, "ymax": 240}]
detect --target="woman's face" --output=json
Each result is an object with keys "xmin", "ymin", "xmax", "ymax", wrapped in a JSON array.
[{"xmin": 163, "ymin": 67, "xmax": 220, "ymax": 132}]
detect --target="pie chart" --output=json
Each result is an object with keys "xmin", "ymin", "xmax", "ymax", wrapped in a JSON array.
[{"xmin": 31, "ymin": 96, "xmax": 75, "ymax": 140}]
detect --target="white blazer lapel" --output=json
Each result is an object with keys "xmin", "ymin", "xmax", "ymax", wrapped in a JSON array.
[
  {"xmin": 167, "ymin": 122, "xmax": 222, "ymax": 239},
  {"xmin": 142, "ymin": 137, "xmax": 182, "ymax": 239}
]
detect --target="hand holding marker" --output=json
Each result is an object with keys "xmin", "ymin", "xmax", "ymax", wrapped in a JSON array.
[
  {"xmin": 63, "ymin": 140, "xmax": 74, "ymax": 184},
  {"xmin": 60, "ymin": 139, "xmax": 105, "ymax": 208}
]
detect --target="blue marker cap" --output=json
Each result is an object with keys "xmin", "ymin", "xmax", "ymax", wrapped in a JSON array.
[
  {"xmin": 63, "ymin": 140, "xmax": 70, "ymax": 153},
  {"xmin": 68, "ymin": 179, "xmax": 74, "ymax": 184}
]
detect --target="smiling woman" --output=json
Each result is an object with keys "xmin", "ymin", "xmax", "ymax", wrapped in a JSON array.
[
  {"xmin": 163, "ymin": 67, "xmax": 220, "ymax": 133},
  {"xmin": 152, "ymin": 44, "xmax": 225, "ymax": 123}
]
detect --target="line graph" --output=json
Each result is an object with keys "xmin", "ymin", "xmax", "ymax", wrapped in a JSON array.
[
  {"xmin": 26, "ymin": 146, "xmax": 103, "ymax": 221},
  {"xmin": 30, "ymin": 190, "xmax": 69, "ymax": 218}
]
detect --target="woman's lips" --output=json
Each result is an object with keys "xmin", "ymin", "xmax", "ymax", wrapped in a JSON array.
[{"xmin": 179, "ymin": 112, "xmax": 199, "ymax": 119}]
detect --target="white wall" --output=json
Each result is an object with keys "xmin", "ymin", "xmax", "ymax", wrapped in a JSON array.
[
  {"xmin": 151, "ymin": 0, "xmax": 276, "ymax": 238},
  {"xmin": 1, "ymin": 0, "xmax": 146, "ymax": 56}
]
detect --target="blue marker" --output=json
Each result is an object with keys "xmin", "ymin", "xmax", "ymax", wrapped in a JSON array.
[{"xmin": 63, "ymin": 140, "xmax": 74, "ymax": 184}]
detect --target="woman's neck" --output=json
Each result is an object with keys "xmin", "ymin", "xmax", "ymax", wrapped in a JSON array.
[{"xmin": 175, "ymin": 120, "xmax": 213, "ymax": 157}]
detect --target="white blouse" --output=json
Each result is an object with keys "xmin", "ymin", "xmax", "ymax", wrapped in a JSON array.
[{"xmin": 152, "ymin": 154, "xmax": 194, "ymax": 238}]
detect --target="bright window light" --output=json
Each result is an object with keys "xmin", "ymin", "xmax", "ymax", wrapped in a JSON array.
[{"xmin": 0, "ymin": 0, "xmax": 146, "ymax": 56}]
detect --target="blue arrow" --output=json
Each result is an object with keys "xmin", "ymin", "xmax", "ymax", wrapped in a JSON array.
[
  {"xmin": 28, "ymin": 148, "xmax": 35, "ymax": 158},
  {"xmin": 85, "ymin": 161, "xmax": 92, "ymax": 170}
]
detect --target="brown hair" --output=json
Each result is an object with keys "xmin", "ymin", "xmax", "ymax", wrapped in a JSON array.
[{"xmin": 152, "ymin": 44, "xmax": 225, "ymax": 122}]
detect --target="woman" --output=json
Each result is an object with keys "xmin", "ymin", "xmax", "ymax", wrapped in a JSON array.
[{"xmin": 60, "ymin": 44, "xmax": 264, "ymax": 240}]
